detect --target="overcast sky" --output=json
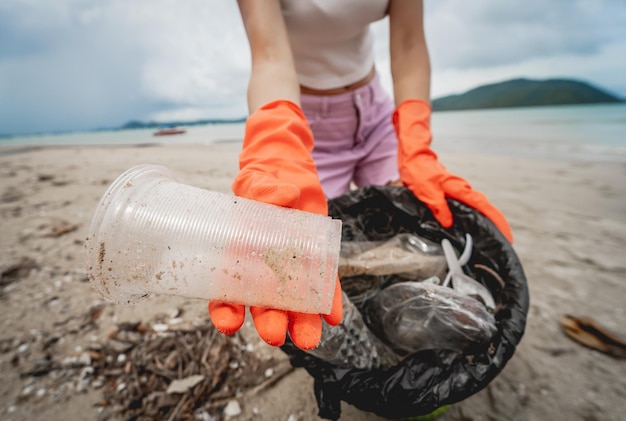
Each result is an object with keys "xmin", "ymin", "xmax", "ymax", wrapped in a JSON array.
[{"xmin": 1, "ymin": 0, "xmax": 625, "ymax": 135}]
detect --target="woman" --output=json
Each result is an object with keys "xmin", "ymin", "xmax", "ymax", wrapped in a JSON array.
[{"xmin": 209, "ymin": 0, "xmax": 513, "ymax": 351}]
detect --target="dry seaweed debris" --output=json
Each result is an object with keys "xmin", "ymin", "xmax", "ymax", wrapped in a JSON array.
[
  {"xmin": 17, "ymin": 315, "xmax": 284, "ymax": 420},
  {"xmin": 97, "ymin": 320, "xmax": 279, "ymax": 420},
  {"xmin": 0, "ymin": 257, "xmax": 39, "ymax": 287}
]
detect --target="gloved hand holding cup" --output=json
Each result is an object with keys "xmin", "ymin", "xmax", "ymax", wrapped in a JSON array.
[{"xmin": 209, "ymin": 100, "xmax": 344, "ymax": 350}]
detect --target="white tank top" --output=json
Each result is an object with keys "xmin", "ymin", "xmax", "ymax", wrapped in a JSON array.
[{"xmin": 280, "ymin": 0, "xmax": 388, "ymax": 90}]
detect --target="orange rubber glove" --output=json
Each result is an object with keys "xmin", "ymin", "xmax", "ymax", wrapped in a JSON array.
[
  {"xmin": 208, "ymin": 100, "xmax": 343, "ymax": 350},
  {"xmin": 393, "ymin": 99, "xmax": 514, "ymax": 243}
]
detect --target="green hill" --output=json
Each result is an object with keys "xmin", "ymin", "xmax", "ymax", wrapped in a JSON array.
[{"xmin": 432, "ymin": 78, "xmax": 623, "ymax": 111}]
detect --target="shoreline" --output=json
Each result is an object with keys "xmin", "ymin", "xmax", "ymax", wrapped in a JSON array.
[
  {"xmin": 2, "ymin": 102, "xmax": 625, "ymax": 164},
  {"xmin": 2, "ymin": 139, "xmax": 626, "ymax": 166}
]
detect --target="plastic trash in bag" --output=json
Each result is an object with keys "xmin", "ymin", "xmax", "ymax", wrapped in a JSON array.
[
  {"xmin": 281, "ymin": 186, "xmax": 529, "ymax": 420},
  {"xmin": 338, "ymin": 233, "xmax": 448, "ymax": 307},
  {"xmin": 305, "ymin": 290, "xmax": 402, "ymax": 370},
  {"xmin": 318, "ymin": 231, "xmax": 495, "ymax": 361},
  {"xmin": 339, "ymin": 233, "xmax": 447, "ymax": 279},
  {"xmin": 441, "ymin": 234, "xmax": 496, "ymax": 310},
  {"xmin": 363, "ymin": 281, "xmax": 497, "ymax": 355}
]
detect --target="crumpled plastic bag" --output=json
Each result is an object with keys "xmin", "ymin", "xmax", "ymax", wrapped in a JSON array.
[
  {"xmin": 281, "ymin": 186, "xmax": 529, "ymax": 420},
  {"xmin": 363, "ymin": 281, "xmax": 498, "ymax": 355}
]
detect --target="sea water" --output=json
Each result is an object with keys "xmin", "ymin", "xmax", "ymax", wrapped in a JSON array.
[
  {"xmin": 431, "ymin": 103, "xmax": 626, "ymax": 162},
  {"xmin": 2, "ymin": 103, "xmax": 625, "ymax": 162}
]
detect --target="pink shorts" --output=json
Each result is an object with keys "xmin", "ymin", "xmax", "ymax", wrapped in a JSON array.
[{"xmin": 301, "ymin": 73, "xmax": 399, "ymax": 199}]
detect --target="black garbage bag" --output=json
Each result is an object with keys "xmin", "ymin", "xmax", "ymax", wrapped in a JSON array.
[{"xmin": 281, "ymin": 186, "xmax": 529, "ymax": 420}]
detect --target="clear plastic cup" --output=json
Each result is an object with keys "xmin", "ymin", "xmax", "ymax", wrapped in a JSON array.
[{"xmin": 85, "ymin": 164, "xmax": 342, "ymax": 314}]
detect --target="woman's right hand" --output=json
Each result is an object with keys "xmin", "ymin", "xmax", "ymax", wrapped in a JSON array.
[{"xmin": 208, "ymin": 100, "xmax": 343, "ymax": 350}]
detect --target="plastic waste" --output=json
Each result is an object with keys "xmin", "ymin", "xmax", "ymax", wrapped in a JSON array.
[
  {"xmin": 85, "ymin": 164, "xmax": 341, "ymax": 314},
  {"xmin": 441, "ymin": 234, "xmax": 496, "ymax": 310},
  {"xmin": 338, "ymin": 233, "xmax": 447, "ymax": 306},
  {"xmin": 305, "ymin": 291, "xmax": 401, "ymax": 369},
  {"xmin": 330, "ymin": 229, "xmax": 498, "ymax": 356},
  {"xmin": 338, "ymin": 233, "xmax": 447, "ymax": 279},
  {"xmin": 363, "ymin": 282, "xmax": 497, "ymax": 354}
]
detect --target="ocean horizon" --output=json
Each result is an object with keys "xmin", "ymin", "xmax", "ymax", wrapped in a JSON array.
[{"xmin": 2, "ymin": 102, "xmax": 625, "ymax": 163}]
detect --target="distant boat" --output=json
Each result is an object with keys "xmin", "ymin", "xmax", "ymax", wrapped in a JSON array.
[{"xmin": 153, "ymin": 127, "xmax": 186, "ymax": 136}]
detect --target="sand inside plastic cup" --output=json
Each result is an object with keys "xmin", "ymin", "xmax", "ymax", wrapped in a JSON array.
[{"xmin": 85, "ymin": 164, "xmax": 341, "ymax": 314}]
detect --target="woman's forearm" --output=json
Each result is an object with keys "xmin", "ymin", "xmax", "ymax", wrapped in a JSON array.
[
  {"xmin": 237, "ymin": 0, "xmax": 300, "ymax": 112},
  {"xmin": 247, "ymin": 61, "xmax": 300, "ymax": 111},
  {"xmin": 389, "ymin": 0, "xmax": 431, "ymax": 105}
]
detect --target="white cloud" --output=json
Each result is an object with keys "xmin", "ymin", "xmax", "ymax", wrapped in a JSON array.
[
  {"xmin": 432, "ymin": 39, "xmax": 626, "ymax": 98},
  {"xmin": 104, "ymin": 0, "xmax": 250, "ymax": 107},
  {"xmin": 368, "ymin": 0, "xmax": 626, "ymax": 99},
  {"xmin": 425, "ymin": 0, "xmax": 626, "ymax": 69},
  {"xmin": 425, "ymin": 0, "xmax": 626, "ymax": 97},
  {"xmin": 0, "ymin": 0, "xmax": 249, "ymax": 134}
]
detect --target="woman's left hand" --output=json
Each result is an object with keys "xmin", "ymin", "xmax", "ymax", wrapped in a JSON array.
[{"xmin": 393, "ymin": 99, "xmax": 514, "ymax": 243}]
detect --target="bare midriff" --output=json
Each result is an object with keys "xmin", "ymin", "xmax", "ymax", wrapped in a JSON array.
[{"xmin": 300, "ymin": 66, "xmax": 376, "ymax": 96}]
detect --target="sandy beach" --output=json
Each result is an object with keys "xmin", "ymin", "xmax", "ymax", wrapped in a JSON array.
[{"xmin": 1, "ymin": 142, "xmax": 626, "ymax": 420}]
